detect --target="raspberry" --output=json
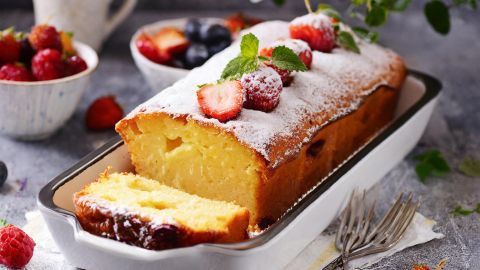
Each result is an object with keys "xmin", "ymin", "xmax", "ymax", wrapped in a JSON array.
[
  {"xmin": 65, "ymin": 55, "xmax": 88, "ymax": 76},
  {"xmin": 241, "ymin": 66, "xmax": 283, "ymax": 112},
  {"xmin": 0, "ymin": 31, "xmax": 21, "ymax": 64},
  {"xmin": 31, "ymin": 49, "xmax": 65, "ymax": 81},
  {"xmin": 86, "ymin": 96, "xmax": 124, "ymax": 130},
  {"xmin": 0, "ymin": 224, "xmax": 35, "ymax": 269},
  {"xmin": 289, "ymin": 13, "xmax": 336, "ymax": 52},
  {"xmin": 265, "ymin": 62, "xmax": 293, "ymax": 86},
  {"xmin": 28, "ymin": 24, "xmax": 62, "ymax": 51},
  {"xmin": 0, "ymin": 64, "xmax": 33, "ymax": 81}
]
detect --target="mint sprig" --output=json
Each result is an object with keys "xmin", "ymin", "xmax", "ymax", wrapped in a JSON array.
[
  {"xmin": 459, "ymin": 157, "xmax": 480, "ymax": 177},
  {"xmin": 451, "ymin": 203, "xmax": 480, "ymax": 216},
  {"xmin": 414, "ymin": 149, "xmax": 451, "ymax": 183},
  {"xmin": 271, "ymin": 46, "xmax": 308, "ymax": 72},
  {"xmin": 337, "ymin": 31, "xmax": 360, "ymax": 53},
  {"xmin": 221, "ymin": 33, "xmax": 307, "ymax": 80}
]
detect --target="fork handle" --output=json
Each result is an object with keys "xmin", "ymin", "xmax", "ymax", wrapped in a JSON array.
[{"xmin": 321, "ymin": 255, "xmax": 345, "ymax": 270}]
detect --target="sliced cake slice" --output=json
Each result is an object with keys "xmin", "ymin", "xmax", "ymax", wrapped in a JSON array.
[{"xmin": 73, "ymin": 171, "xmax": 250, "ymax": 250}]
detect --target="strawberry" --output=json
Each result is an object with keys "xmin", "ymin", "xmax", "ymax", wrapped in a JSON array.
[
  {"xmin": 412, "ymin": 264, "xmax": 430, "ymax": 270},
  {"xmin": 136, "ymin": 34, "xmax": 171, "ymax": 64},
  {"xmin": 0, "ymin": 64, "xmax": 33, "ymax": 81},
  {"xmin": 0, "ymin": 30, "xmax": 21, "ymax": 64},
  {"xmin": 60, "ymin": 31, "xmax": 76, "ymax": 56},
  {"xmin": 197, "ymin": 80, "xmax": 243, "ymax": 122},
  {"xmin": 289, "ymin": 13, "xmax": 336, "ymax": 53},
  {"xmin": 152, "ymin": 27, "xmax": 189, "ymax": 55},
  {"xmin": 224, "ymin": 13, "xmax": 263, "ymax": 34},
  {"xmin": 65, "ymin": 55, "xmax": 88, "ymax": 76},
  {"xmin": 86, "ymin": 96, "xmax": 124, "ymax": 130},
  {"xmin": 241, "ymin": 66, "xmax": 283, "ymax": 112},
  {"xmin": 0, "ymin": 224, "xmax": 36, "ymax": 269},
  {"xmin": 260, "ymin": 38, "xmax": 313, "ymax": 69},
  {"xmin": 31, "ymin": 49, "xmax": 65, "ymax": 81},
  {"xmin": 28, "ymin": 24, "xmax": 62, "ymax": 51}
]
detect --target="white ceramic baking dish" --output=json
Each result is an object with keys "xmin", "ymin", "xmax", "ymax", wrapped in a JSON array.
[{"xmin": 37, "ymin": 71, "xmax": 441, "ymax": 270}]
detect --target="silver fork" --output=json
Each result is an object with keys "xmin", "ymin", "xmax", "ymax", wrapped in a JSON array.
[{"xmin": 323, "ymin": 191, "xmax": 418, "ymax": 270}]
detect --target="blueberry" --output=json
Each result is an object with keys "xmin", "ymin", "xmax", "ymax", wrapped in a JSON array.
[
  {"xmin": 184, "ymin": 19, "xmax": 202, "ymax": 42},
  {"xmin": 19, "ymin": 38, "xmax": 35, "ymax": 67},
  {"xmin": 0, "ymin": 161, "xmax": 7, "ymax": 188},
  {"xmin": 184, "ymin": 43, "xmax": 209, "ymax": 69},
  {"xmin": 207, "ymin": 40, "xmax": 231, "ymax": 57},
  {"xmin": 151, "ymin": 224, "xmax": 180, "ymax": 249},
  {"xmin": 199, "ymin": 24, "xmax": 231, "ymax": 45}
]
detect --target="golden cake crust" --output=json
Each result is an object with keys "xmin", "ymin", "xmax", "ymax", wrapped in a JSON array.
[
  {"xmin": 73, "ymin": 173, "xmax": 250, "ymax": 250},
  {"xmin": 115, "ymin": 21, "xmax": 407, "ymax": 225}
]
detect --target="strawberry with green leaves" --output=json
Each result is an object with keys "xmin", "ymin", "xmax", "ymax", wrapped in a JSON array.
[
  {"xmin": 0, "ymin": 28, "xmax": 21, "ymax": 64},
  {"xmin": 196, "ymin": 33, "xmax": 308, "ymax": 122}
]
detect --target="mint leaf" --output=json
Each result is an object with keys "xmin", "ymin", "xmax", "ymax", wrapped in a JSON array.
[
  {"xmin": 424, "ymin": 0, "xmax": 450, "ymax": 35},
  {"xmin": 240, "ymin": 33, "xmax": 259, "ymax": 59},
  {"xmin": 0, "ymin": 219, "xmax": 7, "ymax": 228},
  {"xmin": 459, "ymin": 158, "xmax": 480, "ymax": 177},
  {"xmin": 337, "ymin": 31, "xmax": 360, "ymax": 53},
  {"xmin": 221, "ymin": 56, "xmax": 258, "ymax": 80},
  {"xmin": 352, "ymin": 27, "xmax": 379, "ymax": 43},
  {"xmin": 392, "ymin": 0, "xmax": 412, "ymax": 11},
  {"xmin": 414, "ymin": 150, "xmax": 451, "ymax": 183},
  {"xmin": 317, "ymin": 4, "xmax": 342, "ymax": 21},
  {"xmin": 415, "ymin": 162, "xmax": 432, "ymax": 183},
  {"xmin": 451, "ymin": 205, "xmax": 475, "ymax": 216},
  {"xmin": 272, "ymin": 0, "xmax": 286, "ymax": 6},
  {"xmin": 271, "ymin": 46, "xmax": 307, "ymax": 72},
  {"xmin": 365, "ymin": 6, "xmax": 388, "ymax": 27}
]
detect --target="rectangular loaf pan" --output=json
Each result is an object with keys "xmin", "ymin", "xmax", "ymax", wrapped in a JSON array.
[{"xmin": 37, "ymin": 70, "xmax": 441, "ymax": 270}]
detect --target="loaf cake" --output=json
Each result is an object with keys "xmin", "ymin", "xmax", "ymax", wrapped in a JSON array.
[
  {"xmin": 73, "ymin": 171, "xmax": 249, "ymax": 250},
  {"xmin": 116, "ymin": 20, "xmax": 406, "ymax": 225}
]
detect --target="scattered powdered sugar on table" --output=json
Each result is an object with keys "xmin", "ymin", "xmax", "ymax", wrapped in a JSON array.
[{"xmin": 124, "ymin": 21, "xmax": 399, "ymax": 167}]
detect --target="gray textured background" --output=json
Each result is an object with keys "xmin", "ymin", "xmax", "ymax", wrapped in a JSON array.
[{"xmin": 0, "ymin": 1, "xmax": 479, "ymax": 269}]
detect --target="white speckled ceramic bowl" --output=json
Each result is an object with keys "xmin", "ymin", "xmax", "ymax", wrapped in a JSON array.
[
  {"xmin": 0, "ymin": 41, "xmax": 98, "ymax": 140},
  {"xmin": 130, "ymin": 18, "xmax": 224, "ymax": 92}
]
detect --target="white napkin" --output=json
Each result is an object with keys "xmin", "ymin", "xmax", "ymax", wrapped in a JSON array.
[
  {"xmin": 21, "ymin": 211, "xmax": 443, "ymax": 270},
  {"xmin": 285, "ymin": 212, "xmax": 444, "ymax": 270}
]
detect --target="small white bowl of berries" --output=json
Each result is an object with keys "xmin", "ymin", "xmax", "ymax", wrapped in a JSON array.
[
  {"xmin": 0, "ymin": 25, "xmax": 98, "ymax": 140},
  {"xmin": 130, "ymin": 14, "xmax": 262, "ymax": 92}
]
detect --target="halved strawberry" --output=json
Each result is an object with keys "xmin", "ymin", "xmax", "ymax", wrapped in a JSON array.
[
  {"xmin": 197, "ymin": 80, "xmax": 243, "ymax": 122},
  {"xmin": 224, "ymin": 13, "xmax": 263, "ymax": 35},
  {"xmin": 289, "ymin": 13, "xmax": 336, "ymax": 53},
  {"xmin": 152, "ymin": 27, "xmax": 189, "ymax": 55},
  {"xmin": 136, "ymin": 33, "xmax": 171, "ymax": 64}
]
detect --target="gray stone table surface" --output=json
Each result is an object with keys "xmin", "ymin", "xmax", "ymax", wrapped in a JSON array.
[{"xmin": 0, "ymin": 7, "xmax": 479, "ymax": 270}]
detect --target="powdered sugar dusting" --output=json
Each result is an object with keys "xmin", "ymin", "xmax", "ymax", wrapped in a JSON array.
[
  {"xmin": 268, "ymin": 38, "xmax": 311, "ymax": 55},
  {"xmin": 124, "ymin": 21, "xmax": 401, "ymax": 168},
  {"xmin": 290, "ymin": 13, "xmax": 333, "ymax": 31}
]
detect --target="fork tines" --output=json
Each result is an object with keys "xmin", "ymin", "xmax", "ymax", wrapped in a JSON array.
[{"xmin": 335, "ymin": 190, "xmax": 418, "ymax": 265}]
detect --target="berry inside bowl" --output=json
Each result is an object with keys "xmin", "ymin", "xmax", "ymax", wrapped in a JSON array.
[
  {"xmin": 131, "ymin": 15, "xmax": 261, "ymax": 92},
  {"xmin": 0, "ymin": 37, "xmax": 98, "ymax": 140}
]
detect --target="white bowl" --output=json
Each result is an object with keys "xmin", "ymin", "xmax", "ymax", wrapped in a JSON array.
[
  {"xmin": 130, "ymin": 18, "xmax": 224, "ymax": 92},
  {"xmin": 0, "ymin": 41, "xmax": 98, "ymax": 140}
]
